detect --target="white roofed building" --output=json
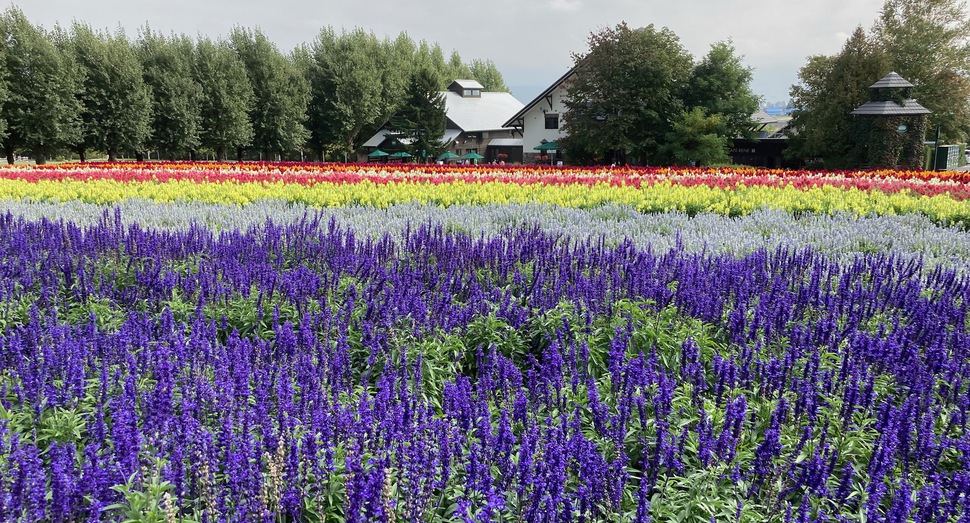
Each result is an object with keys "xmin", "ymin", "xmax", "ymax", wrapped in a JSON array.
[
  {"xmin": 362, "ymin": 80, "xmax": 524, "ymax": 163},
  {"xmin": 502, "ymin": 67, "xmax": 574, "ymax": 164}
]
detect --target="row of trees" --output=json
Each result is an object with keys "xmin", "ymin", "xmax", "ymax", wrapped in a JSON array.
[
  {"xmin": 786, "ymin": 0, "xmax": 970, "ymax": 168},
  {"xmin": 0, "ymin": 7, "xmax": 507, "ymax": 163},
  {"xmin": 560, "ymin": 23, "xmax": 761, "ymax": 166}
]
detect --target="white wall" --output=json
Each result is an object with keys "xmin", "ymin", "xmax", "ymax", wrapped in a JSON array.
[{"xmin": 520, "ymin": 82, "xmax": 569, "ymax": 158}]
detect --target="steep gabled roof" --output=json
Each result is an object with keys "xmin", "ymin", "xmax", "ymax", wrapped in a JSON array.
[
  {"xmin": 360, "ymin": 86, "xmax": 523, "ymax": 147},
  {"xmin": 502, "ymin": 66, "xmax": 577, "ymax": 128},
  {"xmin": 444, "ymin": 91, "xmax": 524, "ymax": 132}
]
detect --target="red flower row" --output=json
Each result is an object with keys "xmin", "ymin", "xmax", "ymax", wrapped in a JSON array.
[{"xmin": 3, "ymin": 162, "xmax": 970, "ymax": 199}]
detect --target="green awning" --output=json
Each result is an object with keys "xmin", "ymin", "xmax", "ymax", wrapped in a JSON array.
[
  {"xmin": 367, "ymin": 149, "xmax": 389, "ymax": 157},
  {"xmin": 460, "ymin": 152, "xmax": 484, "ymax": 160},
  {"xmin": 437, "ymin": 151, "xmax": 460, "ymax": 160},
  {"xmin": 389, "ymin": 151, "xmax": 412, "ymax": 158},
  {"xmin": 534, "ymin": 141, "xmax": 558, "ymax": 151}
]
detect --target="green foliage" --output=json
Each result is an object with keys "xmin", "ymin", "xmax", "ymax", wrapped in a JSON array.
[
  {"xmin": 302, "ymin": 28, "xmax": 509, "ymax": 161},
  {"xmin": 875, "ymin": 0, "xmax": 970, "ymax": 142},
  {"xmin": 193, "ymin": 37, "xmax": 254, "ymax": 160},
  {"xmin": 659, "ymin": 108, "xmax": 731, "ymax": 167},
  {"xmin": 789, "ymin": 0, "xmax": 970, "ymax": 165},
  {"xmin": 854, "ymin": 113, "xmax": 928, "ymax": 169},
  {"xmin": 304, "ymin": 28, "xmax": 388, "ymax": 161},
  {"xmin": 0, "ymin": 292, "xmax": 35, "ymax": 331},
  {"xmin": 105, "ymin": 466, "xmax": 180, "ymax": 523},
  {"xmin": 229, "ymin": 27, "xmax": 310, "ymax": 159},
  {"xmin": 684, "ymin": 40, "xmax": 761, "ymax": 140},
  {"xmin": 0, "ymin": 11, "xmax": 512, "ymax": 162},
  {"xmin": 468, "ymin": 59, "xmax": 508, "ymax": 92},
  {"xmin": 561, "ymin": 22, "xmax": 694, "ymax": 165},
  {"xmin": 0, "ymin": 6, "xmax": 83, "ymax": 164},
  {"xmin": 137, "ymin": 28, "xmax": 202, "ymax": 158},
  {"xmin": 389, "ymin": 68, "xmax": 448, "ymax": 159},
  {"xmin": 787, "ymin": 27, "xmax": 891, "ymax": 168},
  {"xmin": 71, "ymin": 23, "xmax": 153, "ymax": 162}
]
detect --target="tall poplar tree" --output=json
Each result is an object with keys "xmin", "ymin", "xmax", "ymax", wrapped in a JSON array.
[
  {"xmin": 229, "ymin": 27, "xmax": 309, "ymax": 159},
  {"xmin": 193, "ymin": 38, "xmax": 253, "ymax": 160},
  {"xmin": 468, "ymin": 59, "xmax": 509, "ymax": 92},
  {"xmin": 0, "ymin": 7, "xmax": 82, "ymax": 164},
  {"xmin": 138, "ymin": 28, "xmax": 202, "ymax": 159},
  {"xmin": 71, "ymin": 23, "xmax": 153, "ymax": 162},
  {"xmin": 305, "ymin": 28, "xmax": 385, "ymax": 161}
]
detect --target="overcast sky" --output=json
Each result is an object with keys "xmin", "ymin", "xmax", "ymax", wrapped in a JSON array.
[{"xmin": 18, "ymin": 0, "xmax": 887, "ymax": 104}]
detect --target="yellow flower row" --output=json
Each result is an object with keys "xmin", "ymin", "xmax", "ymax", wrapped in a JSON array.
[{"xmin": 2, "ymin": 178, "xmax": 969, "ymax": 225}]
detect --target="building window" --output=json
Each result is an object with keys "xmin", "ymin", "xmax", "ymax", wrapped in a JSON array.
[
  {"xmin": 462, "ymin": 88, "xmax": 481, "ymax": 97},
  {"xmin": 545, "ymin": 113, "xmax": 559, "ymax": 129}
]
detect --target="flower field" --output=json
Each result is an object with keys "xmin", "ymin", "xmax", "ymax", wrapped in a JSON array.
[{"xmin": 2, "ymin": 162, "xmax": 970, "ymax": 522}]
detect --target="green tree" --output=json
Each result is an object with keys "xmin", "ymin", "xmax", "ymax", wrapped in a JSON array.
[
  {"xmin": 380, "ymin": 32, "xmax": 418, "ymax": 120},
  {"xmin": 389, "ymin": 68, "xmax": 447, "ymax": 160},
  {"xmin": 468, "ymin": 59, "xmax": 509, "ymax": 92},
  {"xmin": 684, "ymin": 40, "xmax": 761, "ymax": 140},
  {"xmin": 786, "ymin": 27, "xmax": 891, "ymax": 167},
  {"xmin": 560, "ymin": 23, "xmax": 693, "ymax": 165},
  {"xmin": 229, "ymin": 27, "xmax": 309, "ymax": 160},
  {"xmin": 0, "ymin": 19, "xmax": 7, "ymax": 145},
  {"xmin": 193, "ymin": 37, "xmax": 253, "ymax": 160},
  {"xmin": 304, "ymin": 28, "xmax": 386, "ymax": 161},
  {"xmin": 137, "ymin": 28, "xmax": 202, "ymax": 159},
  {"xmin": 874, "ymin": 0, "xmax": 970, "ymax": 142},
  {"xmin": 659, "ymin": 107, "xmax": 730, "ymax": 166},
  {"xmin": 446, "ymin": 49, "xmax": 473, "ymax": 82},
  {"xmin": 0, "ymin": 7, "xmax": 82, "ymax": 164},
  {"xmin": 71, "ymin": 23, "xmax": 153, "ymax": 162}
]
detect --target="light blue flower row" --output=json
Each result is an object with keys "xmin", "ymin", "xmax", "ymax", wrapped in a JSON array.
[{"xmin": 4, "ymin": 198, "xmax": 970, "ymax": 271}]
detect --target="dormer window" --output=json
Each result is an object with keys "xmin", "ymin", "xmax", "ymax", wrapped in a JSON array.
[{"xmin": 451, "ymin": 80, "xmax": 485, "ymax": 97}]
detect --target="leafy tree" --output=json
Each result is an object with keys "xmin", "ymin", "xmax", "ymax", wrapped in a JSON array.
[
  {"xmin": 874, "ymin": 0, "xmax": 970, "ymax": 142},
  {"xmin": 0, "ymin": 7, "xmax": 82, "ymax": 164},
  {"xmin": 560, "ymin": 23, "xmax": 693, "ymax": 165},
  {"xmin": 684, "ymin": 40, "xmax": 761, "ymax": 139},
  {"xmin": 381, "ymin": 32, "xmax": 419, "ymax": 119},
  {"xmin": 137, "ymin": 28, "xmax": 202, "ymax": 159},
  {"xmin": 788, "ymin": 0, "xmax": 970, "ymax": 166},
  {"xmin": 0, "ymin": 20, "xmax": 7, "ymax": 144},
  {"xmin": 71, "ymin": 23, "xmax": 153, "ymax": 162},
  {"xmin": 786, "ymin": 27, "xmax": 891, "ymax": 167},
  {"xmin": 659, "ymin": 107, "xmax": 730, "ymax": 166},
  {"xmin": 304, "ymin": 28, "xmax": 386, "ymax": 161},
  {"xmin": 446, "ymin": 49, "xmax": 473, "ymax": 82},
  {"xmin": 389, "ymin": 68, "xmax": 447, "ymax": 160},
  {"xmin": 468, "ymin": 59, "xmax": 508, "ymax": 92},
  {"xmin": 229, "ymin": 27, "xmax": 310, "ymax": 159},
  {"xmin": 193, "ymin": 37, "xmax": 253, "ymax": 160}
]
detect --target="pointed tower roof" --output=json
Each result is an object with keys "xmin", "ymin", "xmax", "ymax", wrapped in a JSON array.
[
  {"xmin": 870, "ymin": 71, "xmax": 915, "ymax": 89},
  {"xmin": 851, "ymin": 72, "xmax": 930, "ymax": 116}
]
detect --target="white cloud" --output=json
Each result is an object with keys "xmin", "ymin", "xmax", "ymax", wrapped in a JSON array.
[
  {"xmin": 18, "ymin": 0, "xmax": 894, "ymax": 103},
  {"xmin": 547, "ymin": 0, "xmax": 583, "ymax": 12}
]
